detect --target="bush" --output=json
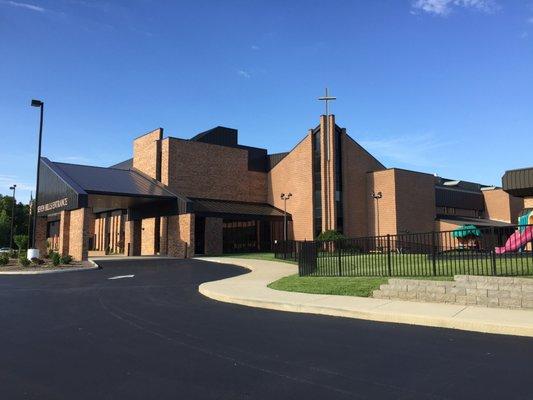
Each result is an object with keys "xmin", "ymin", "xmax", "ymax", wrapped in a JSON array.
[
  {"xmin": 51, "ymin": 252, "xmax": 61, "ymax": 267},
  {"xmin": 18, "ymin": 255, "xmax": 30, "ymax": 267},
  {"xmin": 316, "ymin": 230, "xmax": 346, "ymax": 241},
  {"xmin": 60, "ymin": 255, "xmax": 73, "ymax": 265},
  {"xmin": 31, "ymin": 257, "xmax": 44, "ymax": 265},
  {"xmin": 0, "ymin": 253, "xmax": 9, "ymax": 266}
]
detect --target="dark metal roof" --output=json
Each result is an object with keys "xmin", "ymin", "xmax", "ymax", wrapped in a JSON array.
[
  {"xmin": 435, "ymin": 186, "xmax": 485, "ymax": 211},
  {"xmin": 436, "ymin": 215, "xmax": 512, "ymax": 227},
  {"xmin": 267, "ymin": 152, "xmax": 289, "ymax": 170},
  {"xmin": 502, "ymin": 167, "xmax": 533, "ymax": 197},
  {"xmin": 110, "ymin": 158, "xmax": 133, "ymax": 170},
  {"xmin": 51, "ymin": 161, "xmax": 177, "ymax": 199},
  {"xmin": 191, "ymin": 198, "xmax": 288, "ymax": 220}
]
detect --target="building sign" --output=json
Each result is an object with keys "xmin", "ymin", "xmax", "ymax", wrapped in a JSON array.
[{"xmin": 37, "ymin": 198, "xmax": 69, "ymax": 213}]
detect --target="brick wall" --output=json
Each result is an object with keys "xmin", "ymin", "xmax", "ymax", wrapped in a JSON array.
[
  {"xmin": 483, "ymin": 188, "xmax": 524, "ymax": 223},
  {"xmin": 366, "ymin": 169, "xmax": 397, "ymax": 236},
  {"xmin": 205, "ymin": 217, "xmax": 223, "ymax": 255},
  {"xmin": 367, "ymin": 169, "xmax": 435, "ymax": 236},
  {"xmin": 394, "ymin": 169, "xmax": 436, "ymax": 234},
  {"xmin": 267, "ymin": 134, "xmax": 314, "ymax": 240},
  {"xmin": 161, "ymin": 138, "xmax": 267, "ymax": 203},
  {"xmin": 343, "ymin": 134, "xmax": 385, "ymax": 237},
  {"xmin": 133, "ymin": 128, "xmax": 163, "ymax": 179}
]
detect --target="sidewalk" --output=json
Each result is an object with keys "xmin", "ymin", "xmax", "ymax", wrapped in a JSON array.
[{"xmin": 198, "ymin": 257, "xmax": 533, "ymax": 337}]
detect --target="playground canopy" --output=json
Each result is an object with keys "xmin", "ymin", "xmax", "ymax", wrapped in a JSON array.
[{"xmin": 452, "ymin": 224, "xmax": 481, "ymax": 239}]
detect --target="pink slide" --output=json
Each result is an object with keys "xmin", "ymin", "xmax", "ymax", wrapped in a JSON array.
[{"xmin": 495, "ymin": 226, "xmax": 533, "ymax": 254}]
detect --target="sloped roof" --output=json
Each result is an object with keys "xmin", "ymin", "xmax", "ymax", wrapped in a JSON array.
[
  {"xmin": 50, "ymin": 160, "xmax": 177, "ymax": 199},
  {"xmin": 191, "ymin": 198, "xmax": 288, "ymax": 219}
]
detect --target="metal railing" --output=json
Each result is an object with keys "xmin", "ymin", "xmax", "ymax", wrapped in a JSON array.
[
  {"xmin": 291, "ymin": 224, "xmax": 533, "ymax": 277},
  {"xmin": 273, "ymin": 240, "xmax": 301, "ymax": 261}
]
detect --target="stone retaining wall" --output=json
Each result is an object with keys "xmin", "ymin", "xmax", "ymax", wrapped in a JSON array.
[{"xmin": 373, "ymin": 275, "xmax": 533, "ymax": 309}]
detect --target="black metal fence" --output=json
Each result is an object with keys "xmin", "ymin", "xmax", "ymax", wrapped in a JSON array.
[
  {"xmin": 273, "ymin": 240, "xmax": 301, "ymax": 261},
  {"xmin": 289, "ymin": 224, "xmax": 533, "ymax": 277}
]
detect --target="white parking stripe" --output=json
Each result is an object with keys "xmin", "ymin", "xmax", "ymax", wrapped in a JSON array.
[{"xmin": 108, "ymin": 275, "xmax": 135, "ymax": 280}]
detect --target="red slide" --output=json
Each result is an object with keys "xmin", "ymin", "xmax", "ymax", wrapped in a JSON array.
[{"xmin": 495, "ymin": 226, "xmax": 533, "ymax": 254}]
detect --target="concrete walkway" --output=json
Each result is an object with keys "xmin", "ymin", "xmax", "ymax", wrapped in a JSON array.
[{"xmin": 198, "ymin": 257, "xmax": 533, "ymax": 337}]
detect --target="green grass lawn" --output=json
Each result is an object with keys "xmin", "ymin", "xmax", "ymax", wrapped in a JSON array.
[
  {"xmin": 218, "ymin": 252, "xmax": 296, "ymax": 264},
  {"xmin": 311, "ymin": 252, "xmax": 533, "ymax": 277},
  {"xmin": 268, "ymin": 274, "xmax": 454, "ymax": 297},
  {"xmin": 268, "ymin": 274, "xmax": 388, "ymax": 297}
]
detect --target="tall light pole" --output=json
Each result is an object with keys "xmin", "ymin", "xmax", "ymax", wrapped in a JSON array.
[
  {"xmin": 318, "ymin": 88, "xmax": 336, "ymax": 231},
  {"xmin": 30, "ymin": 99, "xmax": 44, "ymax": 255},
  {"xmin": 280, "ymin": 193, "xmax": 292, "ymax": 242},
  {"xmin": 9, "ymin": 185, "xmax": 16, "ymax": 250},
  {"xmin": 371, "ymin": 192, "xmax": 383, "ymax": 237}
]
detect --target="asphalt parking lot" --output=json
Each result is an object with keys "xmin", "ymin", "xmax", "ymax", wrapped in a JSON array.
[{"xmin": 1, "ymin": 258, "xmax": 533, "ymax": 399}]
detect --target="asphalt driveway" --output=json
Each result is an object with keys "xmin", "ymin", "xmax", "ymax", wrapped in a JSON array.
[{"xmin": 1, "ymin": 258, "xmax": 532, "ymax": 399}]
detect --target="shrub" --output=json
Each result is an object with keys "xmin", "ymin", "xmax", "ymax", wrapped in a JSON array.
[
  {"xmin": 31, "ymin": 257, "xmax": 44, "ymax": 265},
  {"xmin": 0, "ymin": 253, "xmax": 9, "ymax": 266},
  {"xmin": 316, "ymin": 230, "xmax": 346, "ymax": 241},
  {"xmin": 18, "ymin": 255, "xmax": 30, "ymax": 267},
  {"xmin": 51, "ymin": 252, "xmax": 61, "ymax": 267},
  {"xmin": 60, "ymin": 255, "xmax": 73, "ymax": 265}
]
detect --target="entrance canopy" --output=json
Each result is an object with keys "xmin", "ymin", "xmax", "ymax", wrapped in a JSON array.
[
  {"xmin": 37, "ymin": 158, "xmax": 289, "ymax": 221},
  {"xmin": 37, "ymin": 158, "xmax": 190, "ymax": 219}
]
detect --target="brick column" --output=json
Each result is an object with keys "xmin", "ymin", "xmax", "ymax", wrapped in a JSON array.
[
  {"xmin": 68, "ymin": 208, "xmax": 94, "ymax": 261},
  {"xmin": 159, "ymin": 216, "xmax": 168, "ymax": 255},
  {"xmin": 58, "ymin": 210, "xmax": 70, "ymax": 256},
  {"xmin": 167, "ymin": 213, "xmax": 195, "ymax": 258},
  {"xmin": 141, "ymin": 217, "xmax": 158, "ymax": 255},
  {"xmin": 124, "ymin": 218, "xmax": 141, "ymax": 256},
  {"xmin": 205, "ymin": 217, "xmax": 223, "ymax": 255},
  {"xmin": 34, "ymin": 216, "xmax": 48, "ymax": 257}
]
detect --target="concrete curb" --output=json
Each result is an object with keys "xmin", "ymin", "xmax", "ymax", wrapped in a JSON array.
[
  {"xmin": 198, "ymin": 257, "xmax": 533, "ymax": 338},
  {"xmin": 0, "ymin": 259, "xmax": 101, "ymax": 275}
]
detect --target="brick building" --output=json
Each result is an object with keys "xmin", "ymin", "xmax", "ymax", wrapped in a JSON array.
[{"xmin": 35, "ymin": 115, "xmax": 523, "ymax": 260}]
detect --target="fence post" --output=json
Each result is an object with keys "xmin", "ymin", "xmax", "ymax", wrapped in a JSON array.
[
  {"xmin": 337, "ymin": 239, "xmax": 342, "ymax": 276},
  {"xmin": 490, "ymin": 226, "xmax": 497, "ymax": 276},
  {"xmin": 386, "ymin": 234, "xmax": 392, "ymax": 276},
  {"xmin": 431, "ymin": 231, "xmax": 436, "ymax": 276}
]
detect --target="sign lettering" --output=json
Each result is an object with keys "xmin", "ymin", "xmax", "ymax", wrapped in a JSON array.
[{"xmin": 37, "ymin": 198, "xmax": 69, "ymax": 213}]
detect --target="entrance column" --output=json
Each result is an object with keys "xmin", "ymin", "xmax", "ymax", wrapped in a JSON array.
[
  {"xmin": 68, "ymin": 208, "xmax": 94, "ymax": 261},
  {"xmin": 34, "ymin": 216, "xmax": 48, "ymax": 257},
  {"xmin": 167, "ymin": 213, "xmax": 195, "ymax": 258},
  {"xmin": 124, "ymin": 216, "xmax": 141, "ymax": 256},
  {"xmin": 58, "ymin": 210, "xmax": 70, "ymax": 256}
]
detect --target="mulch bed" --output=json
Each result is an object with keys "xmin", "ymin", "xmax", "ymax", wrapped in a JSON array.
[{"xmin": 0, "ymin": 259, "xmax": 90, "ymax": 272}]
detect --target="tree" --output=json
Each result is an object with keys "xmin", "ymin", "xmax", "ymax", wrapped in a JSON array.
[
  {"xmin": 14, "ymin": 234, "xmax": 29, "ymax": 251},
  {"xmin": 0, "ymin": 194, "xmax": 30, "ymax": 248}
]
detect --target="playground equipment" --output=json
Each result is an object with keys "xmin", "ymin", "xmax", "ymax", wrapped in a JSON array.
[{"xmin": 495, "ymin": 210, "xmax": 533, "ymax": 254}]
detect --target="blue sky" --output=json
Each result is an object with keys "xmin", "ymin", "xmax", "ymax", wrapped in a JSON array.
[{"xmin": 1, "ymin": 0, "xmax": 532, "ymax": 202}]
